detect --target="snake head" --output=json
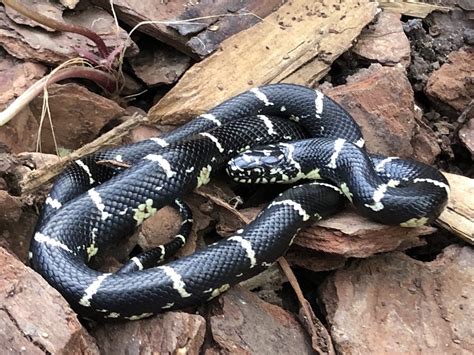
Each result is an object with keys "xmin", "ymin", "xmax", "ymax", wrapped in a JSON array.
[{"xmin": 226, "ymin": 143, "xmax": 303, "ymax": 184}]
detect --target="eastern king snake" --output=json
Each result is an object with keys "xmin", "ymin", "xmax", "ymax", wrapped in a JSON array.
[{"xmin": 29, "ymin": 84, "xmax": 449, "ymax": 320}]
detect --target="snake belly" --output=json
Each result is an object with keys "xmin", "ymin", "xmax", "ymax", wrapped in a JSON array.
[{"xmin": 29, "ymin": 84, "xmax": 449, "ymax": 320}]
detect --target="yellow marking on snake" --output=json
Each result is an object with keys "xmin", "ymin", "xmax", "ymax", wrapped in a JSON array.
[
  {"xmin": 133, "ymin": 198, "xmax": 157, "ymax": 225},
  {"xmin": 208, "ymin": 284, "xmax": 230, "ymax": 300},
  {"xmin": 125, "ymin": 313, "xmax": 153, "ymax": 320},
  {"xmin": 400, "ymin": 217, "xmax": 429, "ymax": 228},
  {"xmin": 197, "ymin": 165, "xmax": 212, "ymax": 187},
  {"xmin": 86, "ymin": 227, "xmax": 99, "ymax": 260},
  {"xmin": 340, "ymin": 183, "xmax": 353, "ymax": 202},
  {"xmin": 304, "ymin": 168, "xmax": 321, "ymax": 180}
]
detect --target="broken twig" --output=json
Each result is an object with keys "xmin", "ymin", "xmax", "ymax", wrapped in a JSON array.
[
  {"xmin": 20, "ymin": 113, "xmax": 149, "ymax": 193},
  {"xmin": 278, "ymin": 257, "xmax": 335, "ymax": 355}
]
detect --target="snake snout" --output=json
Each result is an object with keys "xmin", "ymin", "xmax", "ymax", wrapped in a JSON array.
[{"xmin": 227, "ymin": 144, "xmax": 295, "ymax": 183}]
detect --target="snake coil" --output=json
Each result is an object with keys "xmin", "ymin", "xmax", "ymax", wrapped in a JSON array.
[{"xmin": 30, "ymin": 84, "xmax": 449, "ymax": 320}]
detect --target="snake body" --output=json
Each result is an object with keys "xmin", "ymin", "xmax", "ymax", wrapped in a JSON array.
[{"xmin": 30, "ymin": 84, "xmax": 449, "ymax": 320}]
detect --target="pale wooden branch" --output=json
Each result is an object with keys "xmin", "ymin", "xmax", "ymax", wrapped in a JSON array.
[
  {"xmin": 436, "ymin": 172, "xmax": 474, "ymax": 245},
  {"xmin": 19, "ymin": 113, "xmax": 149, "ymax": 193}
]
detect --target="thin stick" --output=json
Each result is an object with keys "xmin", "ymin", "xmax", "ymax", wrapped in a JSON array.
[
  {"xmin": 194, "ymin": 189, "xmax": 251, "ymax": 224},
  {"xmin": 278, "ymin": 257, "xmax": 335, "ymax": 355},
  {"xmin": 20, "ymin": 113, "xmax": 149, "ymax": 193}
]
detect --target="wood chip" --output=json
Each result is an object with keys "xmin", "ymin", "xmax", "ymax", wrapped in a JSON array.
[
  {"xmin": 296, "ymin": 209, "xmax": 435, "ymax": 258},
  {"xmin": 207, "ymin": 286, "xmax": 314, "ymax": 354},
  {"xmin": 92, "ymin": 311, "xmax": 206, "ymax": 354}
]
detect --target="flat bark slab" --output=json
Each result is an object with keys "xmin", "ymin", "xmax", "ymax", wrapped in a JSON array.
[
  {"xmin": 286, "ymin": 249, "xmax": 347, "ymax": 273},
  {"xmin": 0, "ymin": 5, "xmax": 135, "ymax": 65},
  {"xmin": 205, "ymin": 286, "xmax": 314, "ymax": 354},
  {"xmin": 95, "ymin": 0, "xmax": 283, "ymax": 58},
  {"xmin": 296, "ymin": 210, "xmax": 435, "ymax": 258},
  {"xmin": 426, "ymin": 47, "xmax": 474, "ymax": 115},
  {"xmin": 92, "ymin": 311, "xmax": 206, "ymax": 354},
  {"xmin": 4, "ymin": 0, "xmax": 63, "ymax": 31},
  {"xmin": 0, "ymin": 247, "xmax": 99, "ymax": 354},
  {"xmin": 129, "ymin": 43, "xmax": 191, "ymax": 86},
  {"xmin": 29, "ymin": 83, "xmax": 125, "ymax": 154},
  {"xmin": 149, "ymin": 0, "xmax": 378, "ymax": 125},
  {"xmin": 319, "ymin": 245, "xmax": 474, "ymax": 354},
  {"xmin": 437, "ymin": 172, "xmax": 474, "ymax": 244},
  {"xmin": 0, "ymin": 50, "xmax": 46, "ymax": 153},
  {"xmin": 352, "ymin": 12, "xmax": 411, "ymax": 67},
  {"xmin": 323, "ymin": 64, "xmax": 418, "ymax": 159},
  {"xmin": 323, "ymin": 63, "xmax": 440, "ymax": 164}
]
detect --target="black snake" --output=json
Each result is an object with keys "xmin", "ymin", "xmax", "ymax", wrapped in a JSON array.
[{"xmin": 29, "ymin": 84, "xmax": 449, "ymax": 320}]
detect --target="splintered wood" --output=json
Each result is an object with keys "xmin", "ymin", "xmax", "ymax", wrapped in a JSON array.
[
  {"xmin": 149, "ymin": 0, "xmax": 378, "ymax": 125},
  {"xmin": 379, "ymin": 0, "xmax": 452, "ymax": 18},
  {"xmin": 437, "ymin": 173, "xmax": 474, "ymax": 245}
]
